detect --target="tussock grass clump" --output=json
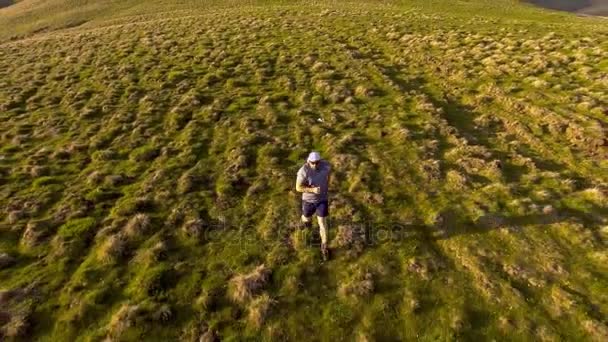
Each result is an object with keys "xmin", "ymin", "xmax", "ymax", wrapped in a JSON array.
[
  {"xmin": 354, "ymin": 85, "xmax": 374, "ymax": 98},
  {"xmin": 290, "ymin": 229, "xmax": 312, "ymax": 253},
  {"xmin": 52, "ymin": 217, "xmax": 96, "ymax": 257},
  {"xmin": 0, "ymin": 289, "xmax": 24, "ymax": 306},
  {"xmin": 124, "ymin": 213, "xmax": 151, "ymax": 239},
  {"xmin": 403, "ymin": 289, "xmax": 421, "ymax": 313},
  {"xmin": 177, "ymin": 167, "xmax": 202, "ymax": 194},
  {"xmin": 229, "ymin": 264, "xmax": 271, "ymax": 303},
  {"xmin": 134, "ymin": 241, "xmax": 168, "ymax": 267},
  {"xmin": 2, "ymin": 312, "xmax": 30, "ymax": 338},
  {"xmin": 194, "ymin": 290, "xmax": 216, "ymax": 313},
  {"xmin": 338, "ymin": 269, "xmax": 374, "ymax": 300},
  {"xmin": 87, "ymin": 171, "xmax": 105, "ymax": 185},
  {"xmin": 91, "ymin": 149, "xmax": 118, "ymax": 162},
  {"xmin": 406, "ymin": 257, "xmax": 444, "ymax": 280},
  {"xmin": 502, "ymin": 263, "xmax": 545, "ymax": 288},
  {"xmin": 181, "ymin": 218, "xmax": 205, "ymax": 240},
  {"xmin": 331, "ymin": 224, "xmax": 366, "ymax": 257},
  {"xmin": 420, "ymin": 159, "xmax": 441, "ymax": 183},
  {"xmin": 311, "ymin": 61, "xmax": 329, "ymax": 72},
  {"xmin": 51, "ymin": 148, "xmax": 71, "ymax": 160},
  {"xmin": 0, "ymin": 253, "xmax": 16, "ymax": 269},
  {"xmin": 152, "ymin": 304, "xmax": 173, "ymax": 323},
  {"xmin": 166, "ymin": 107, "xmax": 194, "ymax": 132},
  {"xmin": 578, "ymin": 187, "xmax": 607, "ymax": 206},
  {"xmin": 129, "ymin": 145, "xmax": 159, "ymax": 162},
  {"xmin": 113, "ymin": 197, "xmax": 155, "ymax": 216},
  {"xmin": 165, "ymin": 206, "xmax": 185, "ymax": 227},
  {"xmin": 57, "ymin": 217, "xmax": 96, "ymax": 241},
  {"xmin": 600, "ymin": 226, "xmax": 608, "ymax": 240},
  {"xmin": 0, "ymin": 287, "xmax": 32, "ymax": 337},
  {"xmin": 548, "ymin": 285, "xmax": 576, "ymax": 318},
  {"xmin": 445, "ymin": 169, "xmax": 469, "ymax": 190},
  {"xmin": 582, "ymin": 319, "xmax": 608, "ymax": 340},
  {"xmin": 7, "ymin": 210, "xmax": 24, "ymax": 224},
  {"xmin": 105, "ymin": 174, "xmax": 127, "ymax": 187},
  {"xmin": 98, "ymin": 233, "xmax": 127, "ymax": 264},
  {"xmin": 247, "ymin": 293, "xmax": 275, "ymax": 329},
  {"xmin": 21, "ymin": 219, "xmax": 52, "ymax": 248},
  {"xmin": 149, "ymin": 241, "xmax": 168, "ymax": 261},
  {"xmin": 450, "ymin": 310, "xmax": 470, "ymax": 333},
  {"xmin": 198, "ymin": 328, "xmax": 218, "ymax": 342},
  {"xmin": 129, "ymin": 264, "xmax": 174, "ymax": 298},
  {"xmin": 107, "ymin": 304, "xmax": 141, "ymax": 338},
  {"xmin": 29, "ymin": 165, "xmax": 50, "ymax": 178}
]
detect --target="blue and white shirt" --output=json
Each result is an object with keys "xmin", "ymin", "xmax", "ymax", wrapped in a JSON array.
[{"xmin": 296, "ymin": 160, "xmax": 331, "ymax": 203}]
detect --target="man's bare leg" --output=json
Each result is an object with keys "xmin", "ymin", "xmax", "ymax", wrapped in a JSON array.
[
  {"xmin": 318, "ymin": 216, "xmax": 329, "ymax": 261},
  {"xmin": 301, "ymin": 215, "xmax": 312, "ymax": 229},
  {"xmin": 317, "ymin": 216, "xmax": 328, "ymax": 245}
]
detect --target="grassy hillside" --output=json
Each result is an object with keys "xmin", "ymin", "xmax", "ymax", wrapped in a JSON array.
[{"xmin": 1, "ymin": 0, "xmax": 607, "ymax": 340}]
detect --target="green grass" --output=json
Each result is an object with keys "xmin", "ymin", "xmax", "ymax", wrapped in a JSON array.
[{"xmin": 1, "ymin": 0, "xmax": 608, "ymax": 340}]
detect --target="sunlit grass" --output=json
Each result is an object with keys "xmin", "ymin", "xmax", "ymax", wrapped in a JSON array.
[{"xmin": 0, "ymin": 0, "xmax": 607, "ymax": 340}]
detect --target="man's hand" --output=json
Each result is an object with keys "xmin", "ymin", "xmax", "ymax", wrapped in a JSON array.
[
  {"xmin": 302, "ymin": 186, "xmax": 321, "ymax": 194},
  {"xmin": 296, "ymin": 182, "xmax": 321, "ymax": 194}
]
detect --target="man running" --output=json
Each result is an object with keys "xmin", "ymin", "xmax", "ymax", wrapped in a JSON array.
[{"xmin": 295, "ymin": 151, "xmax": 331, "ymax": 261}]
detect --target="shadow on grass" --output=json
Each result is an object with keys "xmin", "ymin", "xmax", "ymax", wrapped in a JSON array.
[
  {"xmin": 435, "ymin": 204, "xmax": 607, "ymax": 240},
  {"xmin": 309, "ymin": 202, "xmax": 607, "ymax": 246},
  {"xmin": 198, "ymin": 195, "xmax": 606, "ymax": 249},
  {"xmin": 380, "ymin": 61, "xmax": 575, "ymax": 184}
]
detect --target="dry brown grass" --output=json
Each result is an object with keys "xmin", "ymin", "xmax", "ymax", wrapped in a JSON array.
[
  {"xmin": 198, "ymin": 328, "xmax": 217, "ymax": 342},
  {"xmin": 87, "ymin": 170, "xmax": 104, "ymax": 185},
  {"xmin": 20, "ymin": 219, "xmax": 51, "ymax": 248},
  {"xmin": 107, "ymin": 304, "xmax": 140, "ymax": 338},
  {"xmin": 124, "ymin": 213, "xmax": 151, "ymax": 239},
  {"xmin": 133, "ymin": 240, "xmax": 167, "ymax": 266},
  {"xmin": 98, "ymin": 233, "xmax": 127, "ymax": 264},
  {"xmin": 247, "ymin": 293, "xmax": 275, "ymax": 329},
  {"xmin": 181, "ymin": 218, "xmax": 205, "ymax": 239},
  {"xmin": 338, "ymin": 270, "xmax": 374, "ymax": 300},
  {"xmin": 354, "ymin": 85, "xmax": 374, "ymax": 97},
  {"xmin": 228, "ymin": 264, "xmax": 271, "ymax": 303},
  {"xmin": 152, "ymin": 304, "xmax": 172, "ymax": 323},
  {"xmin": 7, "ymin": 210, "xmax": 24, "ymax": 224},
  {"xmin": 0, "ymin": 288, "xmax": 26, "ymax": 306},
  {"xmin": 2, "ymin": 313, "xmax": 29, "ymax": 338},
  {"xmin": 0, "ymin": 253, "xmax": 15, "ymax": 269},
  {"xmin": 582, "ymin": 319, "xmax": 608, "ymax": 341},
  {"xmin": 331, "ymin": 224, "xmax": 366, "ymax": 258}
]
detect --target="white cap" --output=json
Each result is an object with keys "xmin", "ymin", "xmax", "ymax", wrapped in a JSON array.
[{"xmin": 307, "ymin": 151, "xmax": 321, "ymax": 162}]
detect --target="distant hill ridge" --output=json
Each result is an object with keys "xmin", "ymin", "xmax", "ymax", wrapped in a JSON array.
[
  {"xmin": 0, "ymin": 0, "xmax": 13, "ymax": 9},
  {"xmin": 527, "ymin": 0, "xmax": 608, "ymax": 15},
  {"xmin": 1, "ymin": 0, "xmax": 606, "ymax": 43}
]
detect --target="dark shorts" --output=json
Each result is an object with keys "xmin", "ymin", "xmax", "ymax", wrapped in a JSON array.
[{"xmin": 302, "ymin": 200, "xmax": 329, "ymax": 218}]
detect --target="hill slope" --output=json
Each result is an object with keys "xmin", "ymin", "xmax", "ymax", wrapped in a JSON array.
[
  {"xmin": 1, "ymin": 0, "xmax": 607, "ymax": 340},
  {"xmin": 527, "ymin": 0, "xmax": 608, "ymax": 15}
]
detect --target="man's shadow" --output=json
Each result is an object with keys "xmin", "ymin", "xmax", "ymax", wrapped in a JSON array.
[
  {"xmin": 340, "ymin": 202, "xmax": 607, "ymax": 246},
  {"xmin": 424, "ymin": 204, "xmax": 607, "ymax": 241}
]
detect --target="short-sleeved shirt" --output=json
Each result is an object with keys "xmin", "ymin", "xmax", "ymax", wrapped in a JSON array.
[{"xmin": 296, "ymin": 160, "xmax": 331, "ymax": 203}]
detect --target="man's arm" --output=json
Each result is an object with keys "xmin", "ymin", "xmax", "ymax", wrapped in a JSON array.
[
  {"xmin": 296, "ymin": 180, "xmax": 320, "ymax": 194},
  {"xmin": 296, "ymin": 169, "xmax": 320, "ymax": 194}
]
